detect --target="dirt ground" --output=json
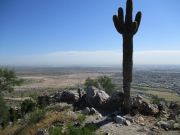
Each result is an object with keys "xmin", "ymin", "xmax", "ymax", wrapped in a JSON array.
[{"xmin": 16, "ymin": 73, "xmax": 104, "ymax": 91}]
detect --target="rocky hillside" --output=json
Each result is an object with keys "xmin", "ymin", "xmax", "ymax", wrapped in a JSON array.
[{"xmin": 0, "ymin": 87, "xmax": 180, "ymax": 135}]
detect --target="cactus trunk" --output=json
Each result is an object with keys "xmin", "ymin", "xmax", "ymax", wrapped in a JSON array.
[
  {"xmin": 123, "ymin": 35, "xmax": 133, "ymax": 113},
  {"xmin": 113, "ymin": 0, "xmax": 142, "ymax": 113}
]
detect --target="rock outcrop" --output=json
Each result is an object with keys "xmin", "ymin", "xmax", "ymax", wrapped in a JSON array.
[
  {"xmin": 60, "ymin": 90, "xmax": 79, "ymax": 104},
  {"xmin": 131, "ymin": 95, "xmax": 159, "ymax": 116},
  {"xmin": 85, "ymin": 86, "xmax": 110, "ymax": 107}
]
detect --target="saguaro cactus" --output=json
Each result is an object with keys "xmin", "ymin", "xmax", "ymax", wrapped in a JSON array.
[{"xmin": 113, "ymin": 0, "xmax": 142, "ymax": 113}]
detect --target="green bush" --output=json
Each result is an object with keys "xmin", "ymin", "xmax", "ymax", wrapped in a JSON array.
[
  {"xmin": 77, "ymin": 113, "xmax": 86, "ymax": 124},
  {"xmin": 84, "ymin": 77, "xmax": 99, "ymax": 89},
  {"xmin": 21, "ymin": 99, "xmax": 36, "ymax": 114},
  {"xmin": 0, "ymin": 68, "xmax": 23, "ymax": 127},
  {"xmin": 97, "ymin": 76, "xmax": 115, "ymax": 95},
  {"xmin": 0, "ymin": 68, "xmax": 23, "ymax": 93},
  {"xmin": 84, "ymin": 76, "xmax": 115, "ymax": 95},
  {"xmin": 0, "ymin": 95, "xmax": 9, "ymax": 127},
  {"xmin": 66, "ymin": 124, "xmax": 96, "ymax": 135},
  {"xmin": 29, "ymin": 93, "xmax": 38, "ymax": 101},
  {"xmin": 152, "ymin": 95, "xmax": 167, "ymax": 105},
  {"xmin": 49, "ymin": 126, "xmax": 63, "ymax": 135},
  {"xmin": 29, "ymin": 108, "xmax": 46, "ymax": 124}
]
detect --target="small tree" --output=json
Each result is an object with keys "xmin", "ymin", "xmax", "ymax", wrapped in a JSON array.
[
  {"xmin": 0, "ymin": 68, "xmax": 23, "ymax": 127},
  {"xmin": 84, "ymin": 76, "xmax": 115, "ymax": 95},
  {"xmin": 0, "ymin": 68, "xmax": 23, "ymax": 93},
  {"xmin": 97, "ymin": 76, "xmax": 115, "ymax": 95},
  {"xmin": 84, "ymin": 77, "xmax": 99, "ymax": 89},
  {"xmin": 0, "ymin": 95, "xmax": 9, "ymax": 127}
]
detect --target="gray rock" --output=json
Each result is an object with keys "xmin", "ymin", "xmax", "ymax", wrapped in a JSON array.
[
  {"xmin": 104, "ymin": 91, "xmax": 124, "ymax": 111},
  {"xmin": 60, "ymin": 90, "xmax": 79, "ymax": 103},
  {"xmin": 52, "ymin": 92, "xmax": 62, "ymax": 102},
  {"xmin": 36, "ymin": 129, "xmax": 49, "ymax": 135},
  {"xmin": 123, "ymin": 116, "xmax": 134, "ymax": 123},
  {"xmin": 9, "ymin": 122, "xmax": 13, "ymax": 126},
  {"xmin": 114, "ymin": 115, "xmax": 126, "ymax": 124},
  {"xmin": 86, "ymin": 86, "xmax": 109, "ymax": 107},
  {"xmin": 131, "ymin": 96, "xmax": 159, "ymax": 115},
  {"xmin": 173, "ymin": 123, "xmax": 180, "ymax": 130},
  {"xmin": 137, "ymin": 94, "xmax": 143, "ymax": 100},
  {"xmin": 151, "ymin": 126, "xmax": 159, "ymax": 132},
  {"xmin": 104, "ymin": 132, "xmax": 110, "ymax": 135},
  {"xmin": 156, "ymin": 121, "xmax": 169, "ymax": 130},
  {"xmin": 90, "ymin": 107, "xmax": 98, "ymax": 114},
  {"xmin": 81, "ymin": 107, "xmax": 90, "ymax": 115},
  {"xmin": 140, "ymin": 102, "xmax": 159, "ymax": 115},
  {"xmin": 97, "ymin": 113, "xmax": 103, "ymax": 119},
  {"xmin": 124, "ymin": 120, "xmax": 131, "ymax": 126},
  {"xmin": 167, "ymin": 120, "xmax": 175, "ymax": 129}
]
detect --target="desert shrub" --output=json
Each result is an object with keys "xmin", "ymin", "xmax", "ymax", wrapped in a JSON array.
[
  {"xmin": 66, "ymin": 123, "xmax": 96, "ymax": 135},
  {"xmin": 97, "ymin": 76, "xmax": 115, "ymax": 95},
  {"xmin": 0, "ymin": 68, "xmax": 23, "ymax": 93},
  {"xmin": 49, "ymin": 126, "xmax": 63, "ymax": 135},
  {"xmin": 77, "ymin": 113, "xmax": 86, "ymax": 124},
  {"xmin": 152, "ymin": 95, "xmax": 167, "ymax": 105},
  {"xmin": 21, "ymin": 99, "xmax": 36, "ymax": 114},
  {"xmin": 29, "ymin": 93, "xmax": 38, "ymax": 100},
  {"xmin": 28, "ymin": 108, "xmax": 46, "ymax": 124},
  {"xmin": 84, "ymin": 76, "xmax": 116, "ymax": 95},
  {"xmin": 0, "ymin": 95, "xmax": 10, "ymax": 127},
  {"xmin": 84, "ymin": 77, "xmax": 99, "ymax": 89}
]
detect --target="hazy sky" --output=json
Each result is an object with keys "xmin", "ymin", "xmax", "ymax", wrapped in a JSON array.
[{"xmin": 0, "ymin": 0, "xmax": 180, "ymax": 66}]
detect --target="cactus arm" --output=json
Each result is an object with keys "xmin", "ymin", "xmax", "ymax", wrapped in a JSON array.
[
  {"xmin": 113, "ymin": 15, "xmax": 123, "ymax": 34},
  {"xmin": 118, "ymin": 7, "xmax": 125, "ymax": 31},
  {"xmin": 113, "ymin": 15, "xmax": 122, "ymax": 34},
  {"xmin": 133, "ymin": 12, "xmax": 142, "ymax": 34},
  {"xmin": 125, "ymin": 0, "xmax": 133, "ymax": 26}
]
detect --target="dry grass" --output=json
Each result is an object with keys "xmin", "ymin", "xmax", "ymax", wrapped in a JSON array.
[
  {"xmin": 145, "ymin": 90, "xmax": 180, "ymax": 102},
  {"xmin": 0, "ymin": 110, "xmax": 78, "ymax": 135},
  {"xmin": 133, "ymin": 88, "xmax": 180, "ymax": 102},
  {"xmin": 0, "ymin": 124, "xmax": 23, "ymax": 135}
]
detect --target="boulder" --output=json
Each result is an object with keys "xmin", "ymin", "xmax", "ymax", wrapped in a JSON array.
[
  {"xmin": 104, "ymin": 91, "xmax": 124, "ymax": 111},
  {"xmin": 73, "ymin": 94, "xmax": 87, "ymax": 110},
  {"xmin": 124, "ymin": 120, "xmax": 131, "ymax": 126},
  {"xmin": 110, "ymin": 91, "xmax": 124, "ymax": 103},
  {"xmin": 123, "ymin": 115, "xmax": 134, "ymax": 123},
  {"xmin": 138, "ymin": 116, "xmax": 144, "ymax": 123},
  {"xmin": 52, "ymin": 92, "xmax": 62, "ymax": 102},
  {"xmin": 86, "ymin": 86, "xmax": 110, "ymax": 107},
  {"xmin": 114, "ymin": 115, "xmax": 131, "ymax": 126},
  {"xmin": 169, "ymin": 102, "xmax": 180, "ymax": 110},
  {"xmin": 173, "ymin": 123, "xmax": 180, "ymax": 130},
  {"xmin": 156, "ymin": 121, "xmax": 169, "ymax": 130},
  {"xmin": 131, "ymin": 96, "xmax": 159, "ymax": 115},
  {"xmin": 90, "ymin": 107, "xmax": 98, "ymax": 114},
  {"xmin": 167, "ymin": 120, "xmax": 175, "ymax": 129},
  {"xmin": 131, "ymin": 95, "xmax": 143, "ymax": 107},
  {"xmin": 114, "ymin": 115, "xmax": 126, "ymax": 124},
  {"xmin": 81, "ymin": 107, "xmax": 90, "ymax": 115},
  {"xmin": 140, "ymin": 102, "xmax": 159, "ymax": 115},
  {"xmin": 36, "ymin": 129, "xmax": 49, "ymax": 135},
  {"xmin": 60, "ymin": 91, "xmax": 79, "ymax": 104}
]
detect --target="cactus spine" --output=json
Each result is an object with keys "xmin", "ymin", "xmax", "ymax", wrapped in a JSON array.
[{"xmin": 113, "ymin": 0, "xmax": 142, "ymax": 113}]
